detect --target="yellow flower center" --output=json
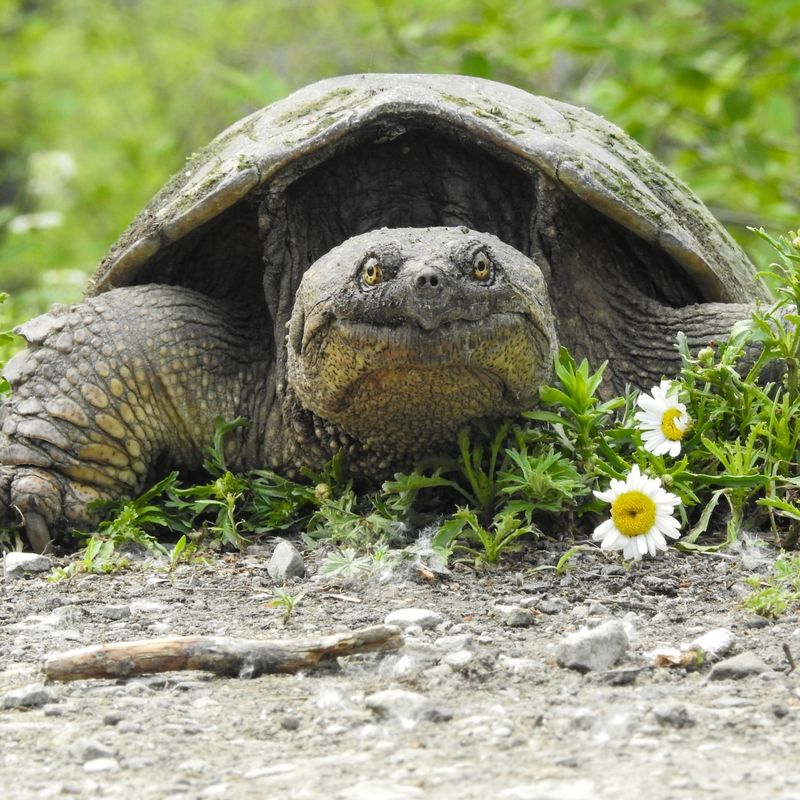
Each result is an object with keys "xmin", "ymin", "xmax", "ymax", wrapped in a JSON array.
[
  {"xmin": 661, "ymin": 408, "xmax": 685, "ymax": 441},
  {"xmin": 611, "ymin": 491, "xmax": 657, "ymax": 537}
]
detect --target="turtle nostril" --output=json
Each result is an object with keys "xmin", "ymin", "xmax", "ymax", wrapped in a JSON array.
[{"xmin": 416, "ymin": 271, "xmax": 440, "ymax": 289}]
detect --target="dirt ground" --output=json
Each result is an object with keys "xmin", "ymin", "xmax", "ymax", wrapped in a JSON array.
[{"xmin": 2, "ymin": 536, "xmax": 800, "ymax": 800}]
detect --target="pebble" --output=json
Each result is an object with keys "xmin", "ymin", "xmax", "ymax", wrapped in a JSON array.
[
  {"xmin": 2, "ymin": 682, "xmax": 58, "ymax": 709},
  {"xmin": 586, "ymin": 601, "xmax": 610, "ymax": 617},
  {"xmin": 534, "ymin": 596, "xmax": 570, "ymax": 615},
  {"xmin": 497, "ymin": 779, "xmax": 600, "ymax": 800},
  {"xmin": 267, "ymin": 539, "xmax": 306, "ymax": 580},
  {"xmin": 653, "ymin": 702, "xmax": 696, "ymax": 728},
  {"xmin": 93, "ymin": 604, "xmax": 132, "ymax": 620},
  {"xmin": 381, "ymin": 641, "xmax": 443, "ymax": 678},
  {"xmin": 83, "ymin": 757, "xmax": 120, "ymax": 773},
  {"xmin": 498, "ymin": 654, "xmax": 542, "ymax": 676},
  {"xmin": 279, "ymin": 714, "xmax": 301, "ymax": 731},
  {"xmin": 364, "ymin": 689, "xmax": 451, "ymax": 726},
  {"xmin": 436, "ymin": 633, "xmax": 473, "ymax": 651},
  {"xmin": 495, "ymin": 604, "xmax": 537, "ymax": 627},
  {"xmin": 685, "ymin": 627, "xmax": 736, "ymax": 659},
  {"xmin": 555, "ymin": 620, "xmax": 629, "ymax": 673},
  {"xmin": 129, "ymin": 599, "xmax": 168, "ymax": 614},
  {"xmin": 68, "ymin": 738, "xmax": 115, "ymax": 763},
  {"xmin": 709, "ymin": 651, "xmax": 771, "ymax": 680},
  {"xmin": 338, "ymin": 781, "xmax": 425, "ymax": 799},
  {"xmin": 117, "ymin": 720, "xmax": 143, "ymax": 734},
  {"xmin": 771, "ymin": 702, "xmax": 790, "ymax": 718},
  {"xmin": 384, "ymin": 608, "xmax": 443, "ymax": 629},
  {"xmin": 640, "ymin": 575, "xmax": 679, "ymax": 595},
  {"xmin": 600, "ymin": 667, "xmax": 641, "ymax": 686},
  {"xmin": 444, "ymin": 650, "xmax": 474, "ymax": 670},
  {"xmin": 3, "ymin": 552, "xmax": 52, "ymax": 579}
]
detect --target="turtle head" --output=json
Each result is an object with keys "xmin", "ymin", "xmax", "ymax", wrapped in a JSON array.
[{"xmin": 286, "ymin": 227, "xmax": 557, "ymax": 469}]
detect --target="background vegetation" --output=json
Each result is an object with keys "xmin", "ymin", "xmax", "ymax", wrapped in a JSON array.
[{"xmin": 1, "ymin": 0, "xmax": 799, "ymax": 325}]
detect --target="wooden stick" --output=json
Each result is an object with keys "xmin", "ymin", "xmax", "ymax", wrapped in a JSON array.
[{"xmin": 42, "ymin": 624, "xmax": 403, "ymax": 682}]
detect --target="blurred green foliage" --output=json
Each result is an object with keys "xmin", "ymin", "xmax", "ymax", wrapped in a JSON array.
[{"xmin": 1, "ymin": 0, "xmax": 799, "ymax": 325}]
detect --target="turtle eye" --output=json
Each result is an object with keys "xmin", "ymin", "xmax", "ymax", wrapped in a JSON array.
[
  {"xmin": 471, "ymin": 250, "xmax": 493, "ymax": 282},
  {"xmin": 361, "ymin": 258, "xmax": 383, "ymax": 287}
]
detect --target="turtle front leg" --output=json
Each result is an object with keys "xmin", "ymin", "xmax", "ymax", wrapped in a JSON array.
[{"xmin": 0, "ymin": 285, "xmax": 270, "ymax": 551}]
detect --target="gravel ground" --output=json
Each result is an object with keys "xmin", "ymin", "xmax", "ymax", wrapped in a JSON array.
[{"xmin": 2, "ymin": 538, "xmax": 800, "ymax": 800}]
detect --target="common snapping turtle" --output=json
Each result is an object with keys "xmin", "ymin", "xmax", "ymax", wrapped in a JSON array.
[{"xmin": 0, "ymin": 74, "xmax": 767, "ymax": 552}]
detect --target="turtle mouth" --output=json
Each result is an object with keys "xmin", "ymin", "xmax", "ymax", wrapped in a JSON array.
[
  {"xmin": 292, "ymin": 310, "xmax": 552, "ymax": 418},
  {"xmin": 287, "ymin": 309, "xmax": 553, "ymax": 458},
  {"xmin": 327, "ymin": 312, "xmax": 524, "ymax": 354},
  {"xmin": 303, "ymin": 311, "xmax": 541, "ymax": 360}
]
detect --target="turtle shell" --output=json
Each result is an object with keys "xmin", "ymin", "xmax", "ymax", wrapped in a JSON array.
[{"xmin": 88, "ymin": 73, "xmax": 764, "ymax": 314}]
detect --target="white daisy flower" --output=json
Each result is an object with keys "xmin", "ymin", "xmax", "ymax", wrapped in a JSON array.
[
  {"xmin": 592, "ymin": 465, "xmax": 681, "ymax": 561},
  {"xmin": 634, "ymin": 380, "xmax": 691, "ymax": 457}
]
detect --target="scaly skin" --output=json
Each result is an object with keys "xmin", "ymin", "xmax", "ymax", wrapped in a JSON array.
[{"xmin": 0, "ymin": 285, "xmax": 270, "ymax": 550}]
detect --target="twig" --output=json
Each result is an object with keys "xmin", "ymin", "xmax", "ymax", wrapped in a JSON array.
[
  {"xmin": 316, "ymin": 593, "xmax": 363, "ymax": 603},
  {"xmin": 42, "ymin": 624, "xmax": 403, "ymax": 682}
]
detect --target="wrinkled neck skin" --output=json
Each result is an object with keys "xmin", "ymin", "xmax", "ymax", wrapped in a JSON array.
[
  {"xmin": 595, "ymin": 292, "xmax": 758, "ymax": 395},
  {"xmin": 281, "ymin": 227, "xmax": 557, "ymax": 476}
]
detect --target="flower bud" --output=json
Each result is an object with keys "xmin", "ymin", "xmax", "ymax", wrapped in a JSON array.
[{"xmin": 697, "ymin": 347, "xmax": 715, "ymax": 367}]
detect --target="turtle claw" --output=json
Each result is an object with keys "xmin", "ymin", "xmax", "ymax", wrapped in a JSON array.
[
  {"xmin": 22, "ymin": 511, "xmax": 53, "ymax": 554},
  {"xmin": 0, "ymin": 465, "xmax": 75, "ymax": 552}
]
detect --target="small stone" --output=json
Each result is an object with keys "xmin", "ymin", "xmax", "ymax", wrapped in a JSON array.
[
  {"xmin": 267, "ymin": 539, "xmax": 305, "ymax": 581},
  {"xmin": 685, "ymin": 628, "xmax": 736, "ymax": 659},
  {"xmin": 436, "ymin": 633, "xmax": 473, "ymax": 651},
  {"xmin": 339, "ymin": 781, "xmax": 425, "ymax": 800},
  {"xmin": 553, "ymin": 755, "xmax": 580, "ymax": 768},
  {"xmin": 556, "ymin": 620, "xmax": 629, "ymax": 673},
  {"xmin": 771, "ymin": 702, "xmax": 790, "ymax": 718},
  {"xmin": 586, "ymin": 601, "xmax": 610, "ymax": 617},
  {"xmin": 2, "ymin": 682, "xmax": 57, "ymax": 709},
  {"xmin": 384, "ymin": 608, "xmax": 443, "ymax": 629},
  {"xmin": 279, "ymin": 714, "xmax": 300, "ymax": 731},
  {"xmin": 68, "ymin": 738, "xmax": 115, "ymax": 763},
  {"xmin": 129, "ymin": 599, "xmax": 168, "ymax": 614},
  {"xmin": 495, "ymin": 604, "xmax": 537, "ymax": 627},
  {"xmin": 444, "ymin": 650, "xmax": 474, "ymax": 670},
  {"xmin": 709, "ymin": 651, "xmax": 771, "ymax": 680},
  {"xmin": 498, "ymin": 779, "xmax": 600, "ymax": 800},
  {"xmin": 3, "ymin": 552, "xmax": 52, "ymax": 579},
  {"xmin": 498, "ymin": 655, "xmax": 542, "ymax": 676},
  {"xmin": 640, "ymin": 575, "xmax": 679, "ymax": 595},
  {"xmin": 535, "ymin": 596, "xmax": 570, "ymax": 615},
  {"xmin": 83, "ymin": 757, "xmax": 120, "ymax": 773},
  {"xmin": 94, "ymin": 604, "xmax": 132, "ymax": 620},
  {"xmin": 365, "ymin": 689, "xmax": 451, "ymax": 726},
  {"xmin": 600, "ymin": 667, "xmax": 641, "ymax": 686},
  {"xmin": 653, "ymin": 702, "xmax": 695, "ymax": 728}
]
